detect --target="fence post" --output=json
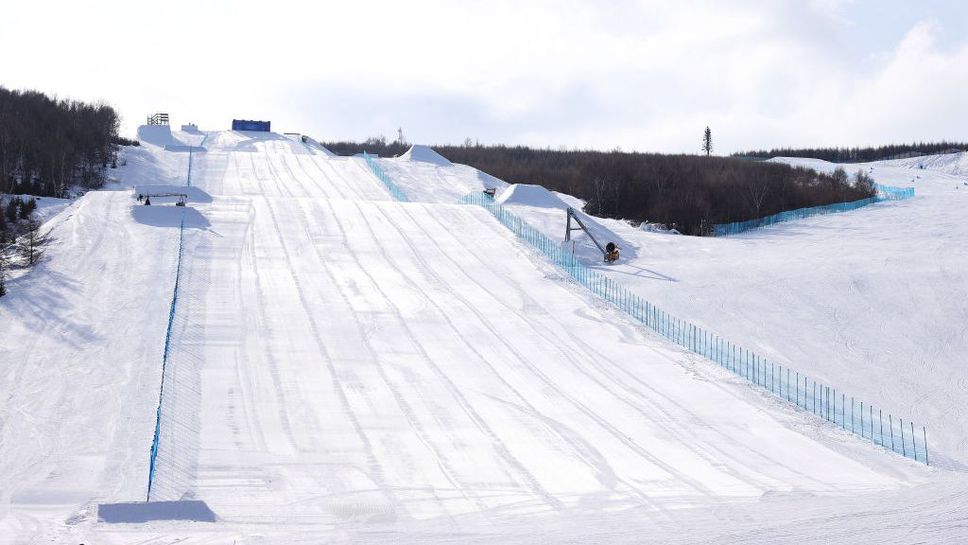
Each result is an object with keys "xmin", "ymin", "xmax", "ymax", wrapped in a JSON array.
[
  {"xmin": 813, "ymin": 381, "xmax": 817, "ymax": 415},
  {"xmin": 900, "ymin": 418, "xmax": 906, "ymax": 457},
  {"xmin": 924, "ymin": 427, "xmax": 929, "ymax": 465},
  {"xmin": 786, "ymin": 368, "xmax": 790, "ymax": 401},
  {"xmin": 889, "ymin": 414, "xmax": 895, "ymax": 452},
  {"xmin": 911, "ymin": 422, "xmax": 917, "ymax": 462},
  {"xmin": 832, "ymin": 388, "xmax": 836, "ymax": 423}
]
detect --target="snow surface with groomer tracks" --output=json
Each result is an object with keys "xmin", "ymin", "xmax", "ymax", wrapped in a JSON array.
[{"xmin": 1, "ymin": 129, "xmax": 964, "ymax": 544}]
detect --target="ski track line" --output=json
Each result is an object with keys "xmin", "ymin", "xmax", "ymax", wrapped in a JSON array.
[
  {"xmin": 366, "ymin": 210, "xmax": 680, "ymax": 512},
  {"xmin": 316, "ymin": 197, "xmax": 556, "ymax": 511},
  {"xmin": 245, "ymin": 152, "xmax": 344, "ymax": 454},
  {"xmin": 242, "ymin": 198, "xmax": 302, "ymax": 454},
  {"xmin": 450, "ymin": 205, "xmax": 873, "ymax": 492},
  {"xmin": 349, "ymin": 200, "xmax": 663, "ymax": 509},
  {"xmin": 282, "ymin": 146, "xmax": 345, "ymax": 201},
  {"xmin": 251, "ymin": 172, "xmax": 406, "ymax": 518},
  {"xmin": 418, "ymin": 207, "xmax": 728, "ymax": 493},
  {"xmin": 440, "ymin": 201, "xmax": 866, "ymax": 492},
  {"xmin": 439, "ymin": 207, "xmax": 797, "ymax": 489},
  {"xmin": 359, "ymin": 200, "xmax": 677, "ymax": 509},
  {"xmin": 277, "ymin": 196, "xmax": 477, "ymax": 518},
  {"xmin": 294, "ymin": 152, "xmax": 351, "ymax": 201},
  {"xmin": 385, "ymin": 202, "xmax": 720, "ymax": 499},
  {"xmin": 322, "ymin": 198, "xmax": 565, "ymax": 513},
  {"xmin": 273, "ymin": 147, "xmax": 317, "ymax": 199}
]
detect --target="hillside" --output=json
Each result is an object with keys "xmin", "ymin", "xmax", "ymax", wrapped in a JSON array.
[{"xmin": 0, "ymin": 130, "xmax": 965, "ymax": 543}]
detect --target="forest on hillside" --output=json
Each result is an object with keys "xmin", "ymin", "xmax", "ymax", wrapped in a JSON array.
[
  {"xmin": 735, "ymin": 142, "xmax": 968, "ymax": 163},
  {"xmin": 321, "ymin": 140, "xmax": 875, "ymax": 235},
  {"xmin": 0, "ymin": 86, "xmax": 129, "ymax": 197}
]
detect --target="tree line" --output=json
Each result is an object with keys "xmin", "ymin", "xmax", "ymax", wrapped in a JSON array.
[
  {"xmin": 734, "ymin": 141, "xmax": 968, "ymax": 163},
  {"xmin": 321, "ymin": 140, "xmax": 875, "ymax": 235},
  {"xmin": 0, "ymin": 195, "xmax": 50, "ymax": 297},
  {"xmin": 0, "ymin": 86, "xmax": 126, "ymax": 197}
]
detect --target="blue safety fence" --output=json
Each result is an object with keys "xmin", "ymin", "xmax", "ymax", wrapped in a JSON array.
[
  {"xmin": 362, "ymin": 151, "xmax": 410, "ymax": 202},
  {"xmin": 713, "ymin": 183, "xmax": 915, "ymax": 236},
  {"xmin": 458, "ymin": 191, "xmax": 929, "ymax": 465},
  {"xmin": 876, "ymin": 183, "xmax": 916, "ymax": 200},
  {"xmin": 186, "ymin": 133, "xmax": 208, "ymax": 187},
  {"xmin": 146, "ymin": 133, "xmax": 206, "ymax": 500}
]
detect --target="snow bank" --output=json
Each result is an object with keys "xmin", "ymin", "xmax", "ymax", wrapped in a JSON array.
[
  {"xmin": 399, "ymin": 145, "xmax": 452, "ymax": 166},
  {"xmin": 137, "ymin": 124, "xmax": 177, "ymax": 148},
  {"xmin": 497, "ymin": 183, "xmax": 570, "ymax": 209},
  {"xmin": 136, "ymin": 125, "xmax": 202, "ymax": 152},
  {"xmin": 131, "ymin": 204, "xmax": 210, "ymax": 229},
  {"xmin": 98, "ymin": 500, "xmax": 216, "ymax": 523},
  {"xmin": 495, "ymin": 184, "xmax": 634, "ymax": 260}
]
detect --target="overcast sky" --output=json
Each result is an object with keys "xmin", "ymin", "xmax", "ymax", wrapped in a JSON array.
[{"xmin": 2, "ymin": 0, "xmax": 966, "ymax": 153}]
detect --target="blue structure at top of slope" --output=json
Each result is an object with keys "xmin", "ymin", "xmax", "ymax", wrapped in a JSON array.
[{"xmin": 232, "ymin": 119, "xmax": 271, "ymax": 132}]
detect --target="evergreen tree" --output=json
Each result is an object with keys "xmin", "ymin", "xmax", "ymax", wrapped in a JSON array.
[
  {"xmin": 702, "ymin": 126, "xmax": 713, "ymax": 156},
  {"xmin": 19, "ymin": 198, "xmax": 36, "ymax": 220},
  {"xmin": 17, "ymin": 218, "xmax": 51, "ymax": 266},
  {"xmin": 0, "ymin": 254, "xmax": 6, "ymax": 297},
  {"xmin": 5, "ymin": 197, "xmax": 20, "ymax": 224}
]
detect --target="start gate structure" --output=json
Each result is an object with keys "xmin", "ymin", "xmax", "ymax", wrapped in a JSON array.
[{"xmin": 147, "ymin": 113, "xmax": 169, "ymax": 126}]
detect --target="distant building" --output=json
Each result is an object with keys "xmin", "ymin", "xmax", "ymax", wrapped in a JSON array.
[{"xmin": 232, "ymin": 119, "xmax": 271, "ymax": 132}]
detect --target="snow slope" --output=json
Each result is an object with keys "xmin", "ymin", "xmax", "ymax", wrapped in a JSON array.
[
  {"xmin": 494, "ymin": 153, "xmax": 968, "ymax": 469},
  {"xmin": 0, "ymin": 191, "xmax": 182, "ymax": 538},
  {"xmin": 2, "ymin": 132, "xmax": 965, "ymax": 543},
  {"xmin": 883, "ymin": 150, "xmax": 968, "ymax": 177},
  {"xmin": 377, "ymin": 146, "xmax": 507, "ymax": 204}
]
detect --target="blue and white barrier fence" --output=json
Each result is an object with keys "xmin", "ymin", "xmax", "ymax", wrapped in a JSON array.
[
  {"xmin": 362, "ymin": 152, "xmax": 410, "ymax": 202},
  {"xmin": 713, "ymin": 183, "xmax": 914, "ymax": 236},
  {"xmin": 147, "ymin": 132, "xmax": 207, "ymax": 500}
]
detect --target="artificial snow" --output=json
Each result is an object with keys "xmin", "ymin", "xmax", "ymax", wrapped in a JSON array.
[
  {"xmin": 399, "ymin": 144, "xmax": 452, "ymax": 166},
  {"xmin": 1, "ymin": 130, "xmax": 965, "ymax": 544}
]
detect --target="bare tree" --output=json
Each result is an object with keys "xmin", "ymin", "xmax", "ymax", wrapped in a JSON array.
[{"xmin": 744, "ymin": 179, "xmax": 771, "ymax": 217}]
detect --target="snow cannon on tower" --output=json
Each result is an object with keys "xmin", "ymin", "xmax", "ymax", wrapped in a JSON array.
[
  {"xmin": 605, "ymin": 242, "xmax": 620, "ymax": 263},
  {"xmin": 565, "ymin": 207, "xmax": 619, "ymax": 264}
]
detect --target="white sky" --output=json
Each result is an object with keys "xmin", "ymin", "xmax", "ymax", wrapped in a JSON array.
[{"xmin": 1, "ymin": 0, "xmax": 966, "ymax": 153}]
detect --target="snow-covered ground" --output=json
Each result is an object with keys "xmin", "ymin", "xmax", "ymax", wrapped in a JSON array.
[
  {"xmin": 496, "ymin": 154, "xmax": 968, "ymax": 468},
  {"xmin": 1, "ymin": 134, "xmax": 966, "ymax": 543}
]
